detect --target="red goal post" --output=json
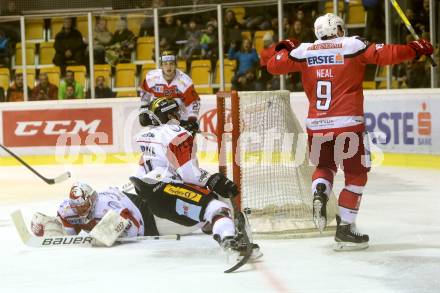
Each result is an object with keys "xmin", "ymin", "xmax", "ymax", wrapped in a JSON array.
[{"xmin": 215, "ymin": 90, "xmax": 337, "ymax": 237}]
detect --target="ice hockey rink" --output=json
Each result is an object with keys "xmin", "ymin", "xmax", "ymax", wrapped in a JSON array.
[{"xmin": 1, "ymin": 163, "xmax": 439, "ymax": 293}]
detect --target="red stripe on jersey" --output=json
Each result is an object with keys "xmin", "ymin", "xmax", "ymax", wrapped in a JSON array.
[
  {"xmin": 141, "ymin": 79, "xmax": 150, "ymax": 92},
  {"xmin": 167, "ymin": 133, "xmax": 194, "ymax": 167},
  {"xmin": 338, "ymin": 189, "xmax": 362, "ymax": 210},
  {"xmin": 185, "ymin": 183, "xmax": 211, "ymax": 195},
  {"xmin": 182, "ymin": 85, "xmax": 200, "ymax": 106},
  {"xmin": 57, "ymin": 212, "xmax": 75, "ymax": 228},
  {"xmin": 120, "ymin": 209, "xmax": 140, "ymax": 229}
]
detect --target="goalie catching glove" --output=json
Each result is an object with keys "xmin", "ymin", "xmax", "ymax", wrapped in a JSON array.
[{"xmin": 206, "ymin": 173, "xmax": 239, "ymax": 198}]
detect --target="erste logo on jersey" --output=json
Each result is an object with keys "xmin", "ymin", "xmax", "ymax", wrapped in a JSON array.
[{"xmin": 307, "ymin": 53, "xmax": 344, "ymax": 67}]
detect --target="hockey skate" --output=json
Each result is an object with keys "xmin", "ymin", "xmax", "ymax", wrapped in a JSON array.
[
  {"xmin": 218, "ymin": 235, "xmax": 262, "ymax": 261},
  {"xmin": 334, "ymin": 215, "xmax": 369, "ymax": 251},
  {"xmin": 313, "ymin": 183, "xmax": 328, "ymax": 233}
]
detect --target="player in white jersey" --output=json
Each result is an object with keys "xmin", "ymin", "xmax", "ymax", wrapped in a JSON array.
[
  {"xmin": 139, "ymin": 50, "xmax": 200, "ymax": 135},
  {"xmin": 31, "ymin": 182, "xmax": 160, "ymax": 240},
  {"xmin": 132, "ymin": 97, "xmax": 260, "ymax": 256}
]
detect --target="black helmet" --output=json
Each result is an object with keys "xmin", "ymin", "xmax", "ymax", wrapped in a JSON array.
[{"xmin": 149, "ymin": 97, "xmax": 180, "ymax": 124}]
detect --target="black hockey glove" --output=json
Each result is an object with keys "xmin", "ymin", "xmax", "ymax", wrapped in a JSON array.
[
  {"xmin": 206, "ymin": 173, "xmax": 238, "ymax": 198},
  {"xmin": 180, "ymin": 120, "xmax": 200, "ymax": 135},
  {"xmin": 139, "ymin": 105, "xmax": 152, "ymax": 127}
]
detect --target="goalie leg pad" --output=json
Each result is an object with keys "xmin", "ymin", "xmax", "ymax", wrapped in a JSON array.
[{"xmin": 89, "ymin": 210, "xmax": 130, "ymax": 247}]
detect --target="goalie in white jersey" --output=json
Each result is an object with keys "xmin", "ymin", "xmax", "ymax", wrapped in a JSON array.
[
  {"xmin": 132, "ymin": 97, "xmax": 260, "ymax": 256},
  {"xmin": 31, "ymin": 182, "xmax": 161, "ymax": 240}
]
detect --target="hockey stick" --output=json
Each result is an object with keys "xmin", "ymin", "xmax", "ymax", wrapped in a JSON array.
[
  {"xmin": 10, "ymin": 210, "xmax": 180, "ymax": 248},
  {"xmin": 389, "ymin": 0, "xmax": 437, "ymax": 67},
  {"xmin": 224, "ymin": 197, "xmax": 254, "ymax": 273},
  {"xmin": 0, "ymin": 143, "xmax": 71, "ymax": 185}
]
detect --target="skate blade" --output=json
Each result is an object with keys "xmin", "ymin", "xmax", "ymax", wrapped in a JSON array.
[
  {"xmin": 250, "ymin": 248, "xmax": 263, "ymax": 261},
  {"xmin": 313, "ymin": 200, "xmax": 326, "ymax": 233},
  {"xmin": 333, "ymin": 241, "xmax": 369, "ymax": 251}
]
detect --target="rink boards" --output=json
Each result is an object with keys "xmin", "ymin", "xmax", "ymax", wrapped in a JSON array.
[{"xmin": 0, "ymin": 89, "xmax": 439, "ymax": 169}]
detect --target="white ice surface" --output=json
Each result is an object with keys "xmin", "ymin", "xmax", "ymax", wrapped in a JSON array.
[{"xmin": 1, "ymin": 164, "xmax": 439, "ymax": 293}]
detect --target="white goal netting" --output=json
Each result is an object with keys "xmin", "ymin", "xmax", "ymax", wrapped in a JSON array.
[{"xmin": 225, "ymin": 90, "xmax": 337, "ymax": 237}]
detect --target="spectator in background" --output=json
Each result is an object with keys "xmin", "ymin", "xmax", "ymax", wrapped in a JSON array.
[
  {"xmin": 31, "ymin": 73, "xmax": 58, "ymax": 101},
  {"xmin": 139, "ymin": 0, "xmax": 165, "ymax": 36},
  {"xmin": 224, "ymin": 9, "xmax": 243, "ymax": 51},
  {"xmin": 0, "ymin": 86, "xmax": 5, "ymax": 102},
  {"xmin": 363, "ymin": 0, "xmax": 385, "ymax": 42},
  {"xmin": 236, "ymin": 69, "xmax": 263, "ymax": 91},
  {"xmin": 228, "ymin": 38, "xmax": 259, "ymax": 76},
  {"xmin": 0, "ymin": 30, "xmax": 12, "ymax": 68},
  {"xmin": 181, "ymin": 19, "xmax": 202, "ymax": 61},
  {"xmin": 200, "ymin": 23, "xmax": 218, "ymax": 60},
  {"xmin": 288, "ymin": 20, "xmax": 310, "ymax": 42},
  {"xmin": 259, "ymin": 32, "xmax": 278, "ymax": 90},
  {"xmin": 228, "ymin": 38, "xmax": 259, "ymax": 90},
  {"xmin": 159, "ymin": 14, "xmax": 184, "ymax": 53},
  {"xmin": 86, "ymin": 18, "xmax": 113, "ymax": 64},
  {"xmin": 58, "ymin": 70, "xmax": 84, "ymax": 99},
  {"xmin": 105, "ymin": 18, "xmax": 135, "ymax": 66},
  {"xmin": 64, "ymin": 84, "xmax": 78, "ymax": 99},
  {"xmin": 86, "ymin": 76, "xmax": 115, "ymax": 99},
  {"xmin": 403, "ymin": 34, "xmax": 430, "ymax": 88},
  {"xmin": 53, "ymin": 17, "xmax": 85, "ymax": 74},
  {"xmin": 6, "ymin": 73, "xmax": 31, "ymax": 102}
]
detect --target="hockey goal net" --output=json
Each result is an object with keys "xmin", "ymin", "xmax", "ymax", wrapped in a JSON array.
[{"xmin": 216, "ymin": 90, "xmax": 337, "ymax": 238}]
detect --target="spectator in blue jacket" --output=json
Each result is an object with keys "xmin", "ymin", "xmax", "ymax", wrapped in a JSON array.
[{"xmin": 228, "ymin": 38, "xmax": 259, "ymax": 90}]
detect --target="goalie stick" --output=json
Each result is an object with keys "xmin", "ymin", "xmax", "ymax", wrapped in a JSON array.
[
  {"xmin": 10, "ymin": 210, "xmax": 180, "ymax": 248},
  {"xmin": 0, "ymin": 143, "xmax": 71, "ymax": 185}
]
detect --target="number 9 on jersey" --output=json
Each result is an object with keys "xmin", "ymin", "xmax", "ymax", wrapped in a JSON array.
[{"xmin": 316, "ymin": 80, "xmax": 332, "ymax": 111}]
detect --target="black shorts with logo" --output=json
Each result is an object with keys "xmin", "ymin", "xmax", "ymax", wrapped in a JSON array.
[{"xmin": 130, "ymin": 177, "xmax": 215, "ymax": 227}]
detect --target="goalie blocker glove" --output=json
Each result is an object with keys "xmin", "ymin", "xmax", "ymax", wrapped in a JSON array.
[
  {"xmin": 407, "ymin": 39, "xmax": 434, "ymax": 59},
  {"xmin": 275, "ymin": 38, "xmax": 300, "ymax": 52},
  {"xmin": 206, "ymin": 173, "xmax": 238, "ymax": 198}
]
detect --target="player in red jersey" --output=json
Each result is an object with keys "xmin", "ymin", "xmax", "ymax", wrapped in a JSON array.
[{"xmin": 267, "ymin": 13, "xmax": 433, "ymax": 250}]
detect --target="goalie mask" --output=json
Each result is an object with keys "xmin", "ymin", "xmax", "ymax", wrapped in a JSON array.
[
  {"xmin": 69, "ymin": 182, "xmax": 97, "ymax": 217},
  {"xmin": 149, "ymin": 97, "xmax": 180, "ymax": 125},
  {"xmin": 314, "ymin": 13, "xmax": 345, "ymax": 40}
]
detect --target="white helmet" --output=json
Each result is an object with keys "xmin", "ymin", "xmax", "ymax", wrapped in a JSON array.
[
  {"xmin": 314, "ymin": 13, "xmax": 345, "ymax": 40},
  {"xmin": 69, "ymin": 182, "xmax": 97, "ymax": 217}
]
